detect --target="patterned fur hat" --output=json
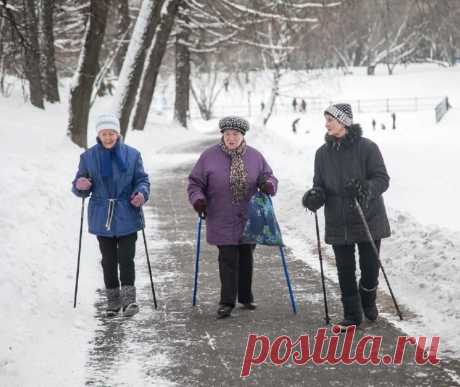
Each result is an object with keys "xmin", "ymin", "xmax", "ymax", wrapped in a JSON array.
[
  {"xmin": 219, "ymin": 116, "xmax": 250, "ymax": 135},
  {"xmin": 324, "ymin": 103, "xmax": 353, "ymax": 127}
]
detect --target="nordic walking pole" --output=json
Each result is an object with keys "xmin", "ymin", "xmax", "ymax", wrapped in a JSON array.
[
  {"xmin": 279, "ymin": 246, "xmax": 297, "ymax": 314},
  {"xmin": 314, "ymin": 211, "xmax": 330, "ymax": 324},
  {"xmin": 140, "ymin": 209, "xmax": 158, "ymax": 309},
  {"xmin": 354, "ymin": 198, "xmax": 403, "ymax": 320},
  {"xmin": 73, "ymin": 197, "xmax": 85, "ymax": 308},
  {"xmin": 192, "ymin": 216, "xmax": 203, "ymax": 306}
]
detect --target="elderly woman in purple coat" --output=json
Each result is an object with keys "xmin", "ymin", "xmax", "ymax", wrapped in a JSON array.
[{"xmin": 187, "ymin": 116, "xmax": 278, "ymax": 319}]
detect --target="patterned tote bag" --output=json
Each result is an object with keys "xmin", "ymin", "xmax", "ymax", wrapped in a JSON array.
[{"xmin": 241, "ymin": 191, "xmax": 283, "ymax": 246}]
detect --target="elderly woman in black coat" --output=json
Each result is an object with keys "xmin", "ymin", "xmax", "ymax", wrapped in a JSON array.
[{"xmin": 302, "ymin": 103, "xmax": 391, "ymax": 330}]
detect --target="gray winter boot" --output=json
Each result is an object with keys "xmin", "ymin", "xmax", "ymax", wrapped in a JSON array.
[
  {"xmin": 121, "ymin": 285, "xmax": 139, "ymax": 317},
  {"xmin": 359, "ymin": 280, "xmax": 378, "ymax": 322},
  {"xmin": 105, "ymin": 287, "xmax": 121, "ymax": 317},
  {"xmin": 337, "ymin": 295, "xmax": 363, "ymax": 331}
]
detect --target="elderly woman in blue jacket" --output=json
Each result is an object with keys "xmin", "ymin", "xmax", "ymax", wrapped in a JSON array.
[{"xmin": 72, "ymin": 113, "xmax": 150, "ymax": 317}]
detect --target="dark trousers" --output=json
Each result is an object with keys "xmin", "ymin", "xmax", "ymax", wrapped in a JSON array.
[
  {"xmin": 217, "ymin": 244, "xmax": 255, "ymax": 307},
  {"xmin": 332, "ymin": 240, "xmax": 381, "ymax": 298},
  {"xmin": 97, "ymin": 232, "xmax": 138, "ymax": 289}
]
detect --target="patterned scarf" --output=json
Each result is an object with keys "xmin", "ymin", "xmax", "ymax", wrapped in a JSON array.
[{"xmin": 220, "ymin": 138, "xmax": 249, "ymax": 203}]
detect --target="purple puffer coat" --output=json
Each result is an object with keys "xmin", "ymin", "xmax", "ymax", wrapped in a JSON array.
[{"xmin": 187, "ymin": 144, "xmax": 278, "ymax": 246}]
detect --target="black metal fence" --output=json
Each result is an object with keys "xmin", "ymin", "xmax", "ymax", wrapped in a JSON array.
[
  {"xmin": 435, "ymin": 97, "xmax": 451, "ymax": 123},
  {"xmin": 185, "ymin": 95, "xmax": 447, "ymax": 119}
]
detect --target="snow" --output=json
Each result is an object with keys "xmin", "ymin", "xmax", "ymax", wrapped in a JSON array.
[
  {"xmin": 0, "ymin": 98, "xmax": 99, "ymax": 386},
  {"xmin": 0, "ymin": 88, "xmax": 202, "ymax": 386},
  {"xmin": 1, "ymin": 63, "xmax": 459, "ymax": 385},
  {"xmin": 245, "ymin": 64, "xmax": 460, "ymax": 358},
  {"xmin": 113, "ymin": 0, "xmax": 156, "ymax": 117},
  {"xmin": 191, "ymin": 63, "xmax": 460, "ymax": 358}
]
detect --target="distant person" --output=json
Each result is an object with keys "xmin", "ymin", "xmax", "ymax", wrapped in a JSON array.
[
  {"xmin": 106, "ymin": 79, "xmax": 114, "ymax": 96},
  {"xmin": 72, "ymin": 114, "xmax": 150, "ymax": 318},
  {"xmin": 187, "ymin": 116, "xmax": 278, "ymax": 319},
  {"xmin": 292, "ymin": 97, "xmax": 298, "ymax": 112},
  {"xmin": 261, "ymin": 101, "xmax": 265, "ymax": 111},
  {"xmin": 300, "ymin": 99, "xmax": 307, "ymax": 113},
  {"xmin": 292, "ymin": 118, "xmax": 300, "ymax": 134},
  {"xmin": 302, "ymin": 103, "xmax": 391, "ymax": 331},
  {"xmin": 97, "ymin": 81, "xmax": 107, "ymax": 97},
  {"xmin": 391, "ymin": 113, "xmax": 396, "ymax": 130},
  {"xmin": 224, "ymin": 78, "xmax": 229, "ymax": 92},
  {"xmin": 372, "ymin": 119, "xmax": 376, "ymax": 131}
]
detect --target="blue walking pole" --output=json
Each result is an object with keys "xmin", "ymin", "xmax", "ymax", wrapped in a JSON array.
[
  {"xmin": 192, "ymin": 217, "xmax": 203, "ymax": 306},
  {"xmin": 279, "ymin": 245, "xmax": 297, "ymax": 314}
]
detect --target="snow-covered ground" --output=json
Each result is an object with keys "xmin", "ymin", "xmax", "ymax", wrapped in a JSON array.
[
  {"xmin": 1, "ymin": 63, "xmax": 459, "ymax": 385},
  {"xmin": 247, "ymin": 64, "xmax": 460, "ymax": 359}
]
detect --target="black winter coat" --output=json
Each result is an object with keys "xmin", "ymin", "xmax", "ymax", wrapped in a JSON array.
[{"xmin": 313, "ymin": 125, "xmax": 391, "ymax": 245}]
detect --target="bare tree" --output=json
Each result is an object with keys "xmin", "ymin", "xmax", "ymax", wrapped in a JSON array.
[
  {"xmin": 132, "ymin": 0, "xmax": 182, "ymax": 130},
  {"xmin": 68, "ymin": 0, "xmax": 110, "ymax": 148},
  {"xmin": 112, "ymin": 0, "xmax": 130, "ymax": 76},
  {"xmin": 415, "ymin": 0, "xmax": 460, "ymax": 66},
  {"xmin": 40, "ymin": 0, "xmax": 60, "ymax": 102},
  {"xmin": 52, "ymin": 1, "xmax": 90, "ymax": 77},
  {"xmin": 0, "ymin": 2, "xmax": 24, "ymax": 96},
  {"xmin": 112, "ymin": 0, "xmax": 166, "ymax": 138},
  {"xmin": 174, "ymin": 2, "xmax": 191, "ymax": 127},
  {"xmin": 224, "ymin": 0, "xmax": 320, "ymax": 125},
  {"xmin": 23, "ymin": 0, "xmax": 44, "ymax": 108},
  {"xmin": 190, "ymin": 54, "xmax": 225, "ymax": 120},
  {"xmin": 0, "ymin": 6, "xmax": 5, "ymax": 94}
]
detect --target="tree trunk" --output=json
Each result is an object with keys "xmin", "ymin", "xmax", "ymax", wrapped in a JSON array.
[
  {"xmin": 386, "ymin": 63, "xmax": 395, "ymax": 75},
  {"xmin": 174, "ymin": 6, "xmax": 190, "ymax": 128},
  {"xmin": 132, "ymin": 0, "xmax": 181, "ymax": 130},
  {"xmin": 0, "ymin": 9, "xmax": 5, "ymax": 95},
  {"xmin": 113, "ymin": 0, "xmax": 166, "ymax": 138},
  {"xmin": 353, "ymin": 41, "xmax": 364, "ymax": 67},
  {"xmin": 68, "ymin": 0, "xmax": 110, "ymax": 149},
  {"xmin": 262, "ymin": 66, "xmax": 281, "ymax": 126},
  {"xmin": 23, "ymin": 0, "xmax": 44, "ymax": 109},
  {"xmin": 366, "ymin": 48, "xmax": 376, "ymax": 76},
  {"xmin": 112, "ymin": 0, "xmax": 130, "ymax": 76},
  {"xmin": 40, "ymin": 0, "xmax": 60, "ymax": 103}
]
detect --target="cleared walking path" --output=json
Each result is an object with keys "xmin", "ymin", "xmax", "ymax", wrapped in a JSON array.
[{"xmin": 85, "ymin": 138, "xmax": 460, "ymax": 387}]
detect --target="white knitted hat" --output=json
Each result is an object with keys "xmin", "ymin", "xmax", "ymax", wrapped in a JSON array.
[{"xmin": 95, "ymin": 113, "xmax": 120, "ymax": 133}]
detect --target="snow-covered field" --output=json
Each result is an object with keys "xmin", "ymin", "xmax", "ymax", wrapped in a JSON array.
[{"xmin": 1, "ymin": 63, "xmax": 459, "ymax": 385}]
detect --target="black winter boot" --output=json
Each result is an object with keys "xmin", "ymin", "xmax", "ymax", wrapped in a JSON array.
[
  {"xmin": 359, "ymin": 281, "xmax": 378, "ymax": 321},
  {"xmin": 217, "ymin": 304, "xmax": 233, "ymax": 319},
  {"xmin": 337, "ymin": 295, "xmax": 363, "ymax": 331}
]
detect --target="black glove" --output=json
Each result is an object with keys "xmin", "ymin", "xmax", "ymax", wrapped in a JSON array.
[
  {"xmin": 302, "ymin": 187, "xmax": 326, "ymax": 212},
  {"xmin": 259, "ymin": 181, "xmax": 275, "ymax": 196},
  {"xmin": 193, "ymin": 198, "xmax": 207, "ymax": 219},
  {"xmin": 344, "ymin": 179, "xmax": 370, "ymax": 207}
]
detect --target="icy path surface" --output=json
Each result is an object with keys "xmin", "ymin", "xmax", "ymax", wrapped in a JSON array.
[{"xmin": 84, "ymin": 138, "xmax": 459, "ymax": 386}]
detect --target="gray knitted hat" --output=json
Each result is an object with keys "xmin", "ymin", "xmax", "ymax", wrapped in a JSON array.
[
  {"xmin": 324, "ymin": 103, "xmax": 353, "ymax": 127},
  {"xmin": 219, "ymin": 116, "xmax": 249, "ymax": 135}
]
